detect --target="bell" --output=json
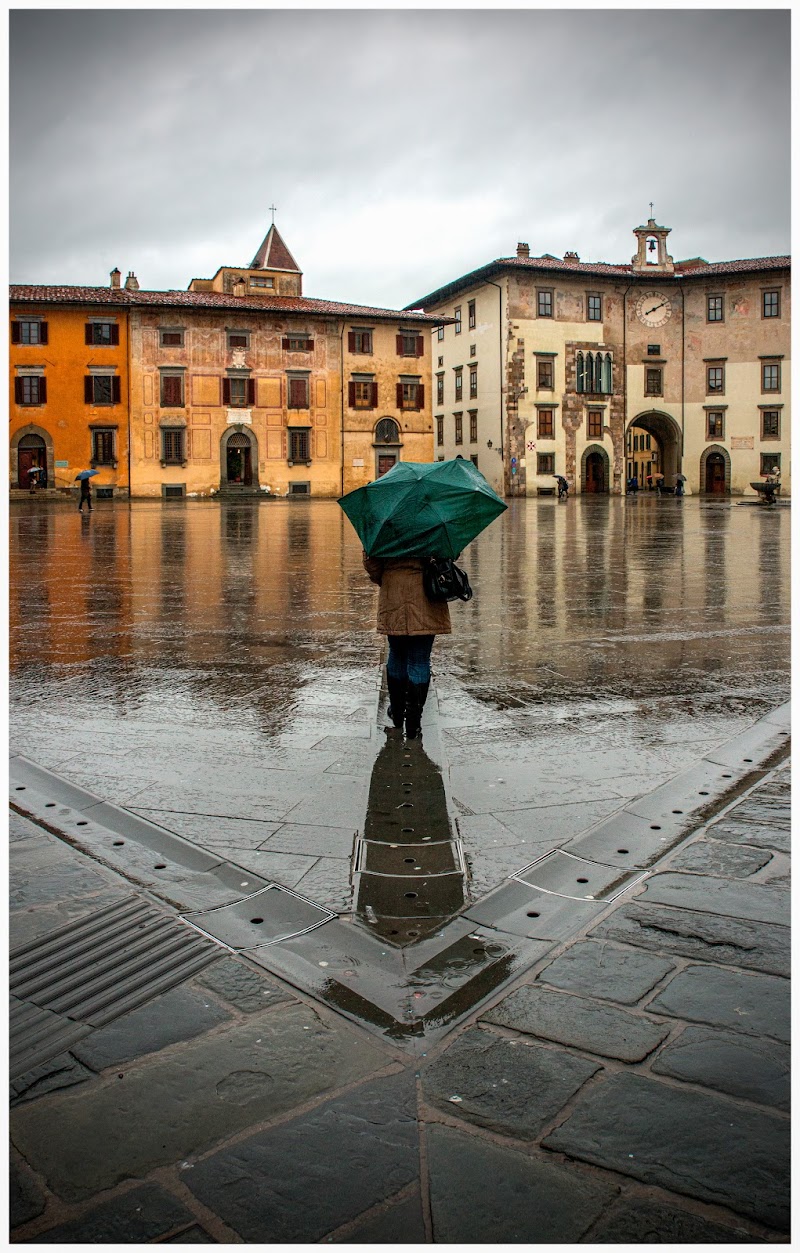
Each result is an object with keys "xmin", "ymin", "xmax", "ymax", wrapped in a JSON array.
[{"xmin": 648, "ymin": 238, "xmax": 657, "ymax": 253}]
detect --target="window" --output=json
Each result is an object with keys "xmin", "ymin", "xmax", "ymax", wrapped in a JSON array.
[
  {"xmin": 12, "ymin": 319, "xmax": 47, "ymax": 345},
  {"xmin": 454, "ymin": 306, "xmax": 462, "ymax": 334},
  {"xmin": 760, "ymin": 453, "xmax": 781, "ymax": 475},
  {"xmin": 762, "ymin": 362, "xmax": 781, "ymax": 392},
  {"xmin": 587, "ymin": 409, "xmax": 603, "ymax": 439},
  {"xmin": 470, "ymin": 454, "xmax": 479, "ymax": 467},
  {"xmin": 436, "ymin": 373, "xmax": 444, "ymax": 406},
  {"xmin": 761, "ymin": 409, "xmax": 781, "ymax": 439},
  {"xmin": 349, "ymin": 379, "xmax": 378, "ymax": 409},
  {"xmin": 283, "ymin": 335, "xmax": 314, "ymax": 352},
  {"xmin": 397, "ymin": 331, "xmax": 423, "ymax": 357},
  {"xmin": 161, "ymin": 429, "xmax": 185, "ymax": 464},
  {"xmin": 537, "ymin": 409, "xmax": 554, "ymax": 439},
  {"xmin": 223, "ymin": 376, "xmax": 256, "ymax": 407},
  {"xmin": 289, "ymin": 429, "xmax": 310, "ymax": 463},
  {"xmin": 468, "ymin": 300, "xmax": 476, "ymax": 329},
  {"xmin": 85, "ymin": 321, "xmax": 118, "ymax": 346},
  {"xmin": 647, "ymin": 344, "xmax": 661, "ymax": 356},
  {"xmin": 454, "ymin": 368, "xmax": 463, "ymax": 402},
  {"xmin": 706, "ymin": 295, "xmax": 724, "ymax": 323},
  {"xmin": 437, "ymin": 324, "xmax": 444, "ymax": 341},
  {"xmin": 538, "ymin": 453, "xmax": 555, "ymax": 474},
  {"xmin": 469, "ymin": 365, "xmax": 478, "ymax": 399},
  {"xmin": 375, "ymin": 418, "xmax": 399, "ymax": 444},
  {"xmin": 706, "ymin": 411, "xmax": 725, "ymax": 439},
  {"xmin": 537, "ymin": 289, "xmax": 553, "ymax": 318},
  {"xmin": 349, "ymin": 329, "xmax": 373, "ymax": 354},
  {"xmin": 14, "ymin": 375, "xmax": 46, "ymax": 404},
  {"xmin": 250, "ymin": 276, "xmax": 274, "ymax": 288},
  {"xmin": 645, "ymin": 367, "xmax": 662, "ymax": 396},
  {"xmin": 160, "ymin": 373, "xmax": 184, "ymax": 406},
  {"xmin": 92, "ymin": 429, "xmax": 116, "ymax": 465},
  {"xmin": 288, "ymin": 376, "xmax": 309, "ymax": 409},
  {"xmin": 160, "ymin": 328, "xmax": 183, "ymax": 347},
  {"xmin": 587, "ymin": 293, "xmax": 602, "ymax": 321},
  {"xmin": 762, "ymin": 289, "xmax": 780, "ymax": 319},
  {"xmin": 706, "ymin": 365, "xmax": 724, "ymax": 394},
  {"xmin": 397, "ymin": 380, "xmax": 423, "ymax": 410},
  {"xmin": 537, "ymin": 358, "xmax": 554, "ymax": 390},
  {"xmin": 576, "ymin": 350, "xmax": 613, "ymax": 394},
  {"xmin": 86, "ymin": 373, "xmax": 121, "ymax": 404},
  {"xmin": 227, "ymin": 330, "xmax": 249, "ymax": 349},
  {"xmin": 469, "ymin": 411, "xmax": 478, "ymax": 442},
  {"xmin": 469, "ymin": 344, "xmax": 476, "ymax": 357},
  {"xmin": 454, "ymin": 413, "xmax": 463, "ymax": 445},
  {"xmin": 438, "ymin": 356, "xmax": 444, "ymax": 367},
  {"xmin": 436, "ymin": 416, "xmax": 444, "ymax": 446}
]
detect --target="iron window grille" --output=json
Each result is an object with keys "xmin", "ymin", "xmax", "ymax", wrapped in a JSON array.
[
  {"xmin": 375, "ymin": 418, "xmax": 400, "ymax": 444},
  {"xmin": 289, "ymin": 429, "xmax": 311, "ymax": 463},
  {"xmin": 161, "ymin": 429, "xmax": 185, "ymax": 464},
  {"xmin": 91, "ymin": 429, "xmax": 116, "ymax": 465}
]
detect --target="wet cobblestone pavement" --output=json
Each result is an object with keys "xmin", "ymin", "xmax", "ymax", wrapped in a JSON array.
[{"xmin": 9, "ymin": 496, "xmax": 791, "ymax": 1241}]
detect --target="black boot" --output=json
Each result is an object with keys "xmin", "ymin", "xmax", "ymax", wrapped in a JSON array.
[
  {"xmin": 404, "ymin": 680, "xmax": 430, "ymax": 738},
  {"xmin": 386, "ymin": 674, "xmax": 407, "ymax": 729}
]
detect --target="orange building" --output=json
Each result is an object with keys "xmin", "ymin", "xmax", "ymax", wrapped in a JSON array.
[{"xmin": 10, "ymin": 287, "xmax": 130, "ymax": 496}]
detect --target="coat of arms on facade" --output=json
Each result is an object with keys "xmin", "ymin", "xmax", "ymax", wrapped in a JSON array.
[{"xmin": 231, "ymin": 347, "xmax": 247, "ymax": 368}]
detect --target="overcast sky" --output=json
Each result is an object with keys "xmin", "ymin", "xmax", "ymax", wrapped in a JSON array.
[{"xmin": 10, "ymin": 8, "xmax": 791, "ymax": 309}]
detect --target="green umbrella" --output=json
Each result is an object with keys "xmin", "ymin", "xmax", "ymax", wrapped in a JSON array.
[{"xmin": 338, "ymin": 459, "xmax": 507, "ymax": 559}]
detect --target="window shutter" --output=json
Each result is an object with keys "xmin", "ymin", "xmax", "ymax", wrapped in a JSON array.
[
  {"xmin": 85, "ymin": 324, "xmax": 93, "ymax": 345},
  {"xmin": 396, "ymin": 335, "xmax": 404, "ymax": 356},
  {"xmin": 222, "ymin": 378, "xmax": 230, "ymax": 404},
  {"xmin": 85, "ymin": 376, "xmax": 93, "ymax": 403},
  {"xmin": 11, "ymin": 322, "xmax": 20, "ymax": 344},
  {"xmin": 112, "ymin": 376, "xmax": 121, "ymax": 403},
  {"xmin": 39, "ymin": 378, "xmax": 47, "ymax": 403},
  {"xmin": 282, "ymin": 337, "xmax": 290, "ymax": 350},
  {"xmin": 40, "ymin": 322, "xmax": 48, "ymax": 345},
  {"xmin": 417, "ymin": 384, "xmax": 424, "ymax": 409},
  {"xmin": 348, "ymin": 382, "xmax": 355, "ymax": 407},
  {"xmin": 14, "ymin": 378, "xmax": 23, "ymax": 402},
  {"xmin": 348, "ymin": 332, "xmax": 356, "ymax": 352},
  {"xmin": 371, "ymin": 381, "xmax": 379, "ymax": 408},
  {"xmin": 110, "ymin": 324, "xmax": 119, "ymax": 345},
  {"xmin": 416, "ymin": 336, "xmax": 424, "ymax": 357},
  {"xmin": 396, "ymin": 383, "xmax": 403, "ymax": 408},
  {"xmin": 247, "ymin": 378, "xmax": 256, "ymax": 406}
]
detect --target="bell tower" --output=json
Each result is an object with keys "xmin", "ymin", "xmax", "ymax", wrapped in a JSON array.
[{"xmin": 632, "ymin": 214, "xmax": 674, "ymax": 274}]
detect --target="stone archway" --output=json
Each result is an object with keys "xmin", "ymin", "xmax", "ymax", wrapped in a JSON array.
[
  {"xmin": 11, "ymin": 424, "xmax": 54, "ymax": 489},
  {"xmin": 627, "ymin": 409, "xmax": 682, "ymax": 488},
  {"xmin": 581, "ymin": 443, "xmax": 611, "ymax": 494},
  {"xmin": 700, "ymin": 444, "xmax": 731, "ymax": 495},
  {"xmin": 220, "ymin": 426, "xmax": 259, "ymax": 490},
  {"xmin": 373, "ymin": 416, "xmax": 401, "ymax": 478}
]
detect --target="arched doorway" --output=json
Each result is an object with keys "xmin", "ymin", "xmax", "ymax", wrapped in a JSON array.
[
  {"xmin": 581, "ymin": 444, "xmax": 610, "ymax": 494},
  {"xmin": 626, "ymin": 410, "xmax": 682, "ymax": 489},
  {"xmin": 373, "ymin": 417, "xmax": 401, "ymax": 477},
  {"xmin": 701, "ymin": 445, "xmax": 730, "ymax": 495},
  {"xmin": 221, "ymin": 427, "xmax": 259, "ymax": 490},
  {"xmin": 16, "ymin": 433, "xmax": 48, "ymax": 489}
]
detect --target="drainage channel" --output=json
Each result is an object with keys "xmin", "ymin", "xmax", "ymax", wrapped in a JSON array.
[{"xmin": 10, "ymin": 698, "xmax": 791, "ymax": 1057}]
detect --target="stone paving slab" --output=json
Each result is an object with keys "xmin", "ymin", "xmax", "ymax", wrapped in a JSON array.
[
  {"xmin": 163, "ymin": 1224, "xmax": 217, "ymax": 1242},
  {"xmin": 668, "ymin": 839, "xmax": 773, "ymax": 878},
  {"xmin": 639, "ymin": 871, "xmax": 789, "ymax": 925},
  {"xmin": 9, "ymin": 1152, "xmax": 47, "ymax": 1229},
  {"xmin": 708, "ymin": 815, "xmax": 790, "ymax": 853},
  {"xmin": 339, "ymin": 1189, "xmax": 427, "ymax": 1243},
  {"xmin": 184, "ymin": 1071, "xmax": 419, "ymax": 1242},
  {"xmin": 535, "ymin": 939, "xmax": 675, "ymax": 1004},
  {"xmin": 586, "ymin": 1196, "xmax": 758, "ymax": 1243},
  {"xmin": 195, "ymin": 956, "xmax": 298, "ymax": 1014},
  {"xmin": 543, "ymin": 1071, "xmax": 789, "ymax": 1229},
  {"xmin": 426, "ymin": 1124, "xmax": 618, "ymax": 1243},
  {"xmin": 17, "ymin": 1182, "xmax": 197, "ymax": 1244},
  {"xmin": 128, "ymin": 809, "xmax": 284, "ymax": 850},
  {"xmin": 646, "ymin": 963, "xmax": 790, "ymax": 1042},
  {"xmin": 482, "ymin": 985, "xmax": 670, "ymax": 1062},
  {"xmin": 10, "ymin": 1003, "xmax": 390, "ymax": 1202},
  {"xmin": 650, "ymin": 1025, "xmax": 790, "ymax": 1109},
  {"xmin": 70, "ymin": 983, "xmax": 233, "ymax": 1071},
  {"xmin": 421, "ymin": 1026, "xmax": 600, "ymax": 1138},
  {"xmin": 11, "ymin": 1051, "xmax": 95, "ymax": 1106}
]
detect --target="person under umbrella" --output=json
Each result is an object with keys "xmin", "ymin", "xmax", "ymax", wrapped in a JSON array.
[{"xmin": 75, "ymin": 469, "xmax": 98, "ymax": 513}]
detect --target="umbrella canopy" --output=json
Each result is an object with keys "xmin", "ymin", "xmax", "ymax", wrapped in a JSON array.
[
  {"xmin": 27, "ymin": 466, "xmax": 43, "ymax": 475},
  {"xmin": 74, "ymin": 470, "xmax": 99, "ymax": 481},
  {"xmin": 338, "ymin": 459, "xmax": 507, "ymax": 559}
]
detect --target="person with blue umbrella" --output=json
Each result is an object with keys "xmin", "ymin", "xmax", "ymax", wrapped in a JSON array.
[
  {"xmin": 75, "ymin": 469, "xmax": 98, "ymax": 513},
  {"xmin": 340, "ymin": 458, "xmax": 506, "ymax": 738}
]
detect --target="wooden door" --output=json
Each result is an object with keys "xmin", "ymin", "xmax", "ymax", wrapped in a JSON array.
[
  {"xmin": 585, "ymin": 453, "xmax": 605, "ymax": 494},
  {"xmin": 706, "ymin": 454, "xmax": 726, "ymax": 494},
  {"xmin": 377, "ymin": 454, "xmax": 397, "ymax": 477}
]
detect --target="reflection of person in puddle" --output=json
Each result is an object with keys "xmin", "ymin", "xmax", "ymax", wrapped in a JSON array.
[{"xmin": 362, "ymin": 552, "xmax": 450, "ymax": 738}]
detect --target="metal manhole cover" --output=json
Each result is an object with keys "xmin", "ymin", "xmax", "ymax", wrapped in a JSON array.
[{"xmin": 182, "ymin": 884, "xmax": 336, "ymax": 950}]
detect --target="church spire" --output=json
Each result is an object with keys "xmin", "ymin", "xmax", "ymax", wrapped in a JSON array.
[{"xmin": 250, "ymin": 223, "xmax": 301, "ymax": 273}]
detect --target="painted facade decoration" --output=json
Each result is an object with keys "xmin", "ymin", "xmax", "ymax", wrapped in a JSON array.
[
  {"xmin": 10, "ymin": 226, "xmax": 445, "ymax": 499},
  {"xmin": 408, "ymin": 220, "xmax": 790, "ymax": 497}
]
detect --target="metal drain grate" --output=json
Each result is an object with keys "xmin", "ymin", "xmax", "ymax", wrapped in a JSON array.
[{"xmin": 10, "ymin": 896, "xmax": 222, "ymax": 1078}]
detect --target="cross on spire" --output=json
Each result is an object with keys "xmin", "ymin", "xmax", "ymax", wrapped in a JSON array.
[
  {"xmin": 649, "ymin": 201, "xmax": 654, "ymax": 219},
  {"xmin": 269, "ymin": 204, "xmax": 277, "ymax": 225}
]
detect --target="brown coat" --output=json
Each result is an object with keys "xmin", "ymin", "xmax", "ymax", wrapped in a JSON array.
[{"xmin": 362, "ymin": 553, "xmax": 452, "ymax": 636}]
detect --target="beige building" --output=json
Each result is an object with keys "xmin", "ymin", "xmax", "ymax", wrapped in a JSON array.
[
  {"xmin": 10, "ymin": 225, "xmax": 445, "ymax": 499},
  {"xmin": 408, "ymin": 219, "xmax": 790, "ymax": 497}
]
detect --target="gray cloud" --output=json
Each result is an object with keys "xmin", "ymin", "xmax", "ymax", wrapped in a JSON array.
[{"xmin": 10, "ymin": 9, "xmax": 790, "ymax": 307}]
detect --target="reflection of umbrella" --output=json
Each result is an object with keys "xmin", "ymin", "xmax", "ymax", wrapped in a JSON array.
[
  {"xmin": 652, "ymin": 472, "xmax": 664, "ymax": 480},
  {"xmin": 27, "ymin": 466, "xmax": 43, "ymax": 476},
  {"xmin": 74, "ymin": 470, "xmax": 99, "ymax": 481},
  {"xmin": 338, "ymin": 459, "xmax": 507, "ymax": 559},
  {"xmin": 676, "ymin": 474, "xmax": 686, "ymax": 482}
]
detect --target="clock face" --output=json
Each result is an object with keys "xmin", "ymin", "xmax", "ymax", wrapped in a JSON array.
[{"xmin": 635, "ymin": 292, "xmax": 673, "ymax": 327}]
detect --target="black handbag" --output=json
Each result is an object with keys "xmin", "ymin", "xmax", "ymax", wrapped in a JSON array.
[{"xmin": 423, "ymin": 556, "xmax": 473, "ymax": 603}]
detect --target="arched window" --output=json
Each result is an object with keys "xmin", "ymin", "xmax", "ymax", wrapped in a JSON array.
[
  {"xmin": 375, "ymin": 418, "xmax": 400, "ymax": 444},
  {"xmin": 602, "ymin": 353, "xmax": 612, "ymax": 394},
  {"xmin": 576, "ymin": 351, "xmax": 585, "ymax": 394},
  {"xmin": 588, "ymin": 352, "xmax": 597, "ymax": 393}
]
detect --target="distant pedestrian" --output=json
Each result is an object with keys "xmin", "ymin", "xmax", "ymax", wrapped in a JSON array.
[
  {"xmin": 362, "ymin": 552, "xmax": 451, "ymax": 738},
  {"xmin": 555, "ymin": 475, "xmax": 569, "ymax": 500},
  {"xmin": 674, "ymin": 476, "xmax": 685, "ymax": 497},
  {"xmin": 627, "ymin": 476, "xmax": 639, "ymax": 494},
  {"xmin": 78, "ymin": 478, "xmax": 93, "ymax": 513}
]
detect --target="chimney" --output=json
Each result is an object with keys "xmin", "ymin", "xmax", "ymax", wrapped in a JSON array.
[
  {"xmin": 516, "ymin": 242, "xmax": 530, "ymax": 259},
  {"xmin": 110, "ymin": 268, "xmax": 121, "ymax": 289},
  {"xmin": 563, "ymin": 250, "xmax": 580, "ymax": 262},
  {"xmin": 124, "ymin": 270, "xmax": 139, "ymax": 291}
]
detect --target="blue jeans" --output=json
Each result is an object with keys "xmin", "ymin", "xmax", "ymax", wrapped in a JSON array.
[{"xmin": 387, "ymin": 635, "xmax": 435, "ymax": 685}]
